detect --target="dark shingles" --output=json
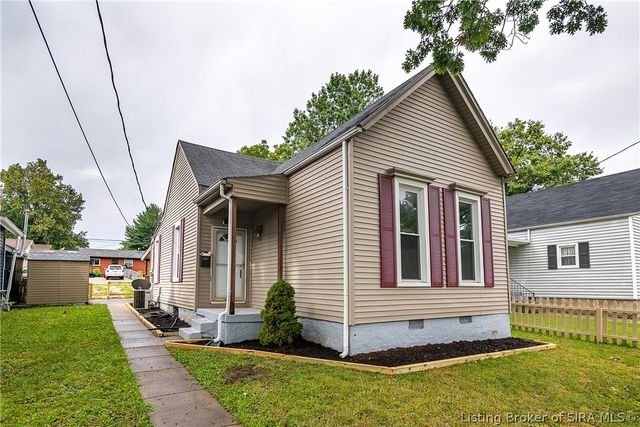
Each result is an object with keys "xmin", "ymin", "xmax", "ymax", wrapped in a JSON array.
[
  {"xmin": 179, "ymin": 140, "xmax": 280, "ymax": 186},
  {"xmin": 507, "ymin": 169, "xmax": 640, "ymax": 230},
  {"xmin": 272, "ymin": 66, "xmax": 434, "ymax": 174},
  {"xmin": 79, "ymin": 249, "xmax": 145, "ymax": 259},
  {"xmin": 28, "ymin": 250, "xmax": 89, "ymax": 262}
]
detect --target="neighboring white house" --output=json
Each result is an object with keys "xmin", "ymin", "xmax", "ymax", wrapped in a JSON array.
[{"xmin": 507, "ymin": 169, "xmax": 640, "ymax": 301}]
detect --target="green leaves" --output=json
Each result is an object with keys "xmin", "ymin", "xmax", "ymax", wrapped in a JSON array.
[
  {"xmin": 495, "ymin": 119, "xmax": 602, "ymax": 195},
  {"xmin": 121, "ymin": 203, "xmax": 162, "ymax": 250},
  {"xmin": 0, "ymin": 159, "xmax": 88, "ymax": 249},
  {"xmin": 237, "ymin": 70, "xmax": 384, "ymax": 162},
  {"xmin": 402, "ymin": 0, "xmax": 607, "ymax": 74}
]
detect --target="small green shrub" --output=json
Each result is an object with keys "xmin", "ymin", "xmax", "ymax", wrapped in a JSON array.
[
  {"xmin": 92, "ymin": 269, "xmax": 102, "ymax": 278},
  {"xmin": 258, "ymin": 280, "xmax": 303, "ymax": 346}
]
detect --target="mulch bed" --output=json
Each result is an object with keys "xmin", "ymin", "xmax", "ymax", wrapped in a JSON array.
[
  {"xmin": 135, "ymin": 308, "xmax": 189, "ymax": 331},
  {"xmin": 227, "ymin": 337, "xmax": 539, "ymax": 367}
]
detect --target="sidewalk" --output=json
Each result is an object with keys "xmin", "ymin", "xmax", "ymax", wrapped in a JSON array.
[{"xmin": 97, "ymin": 300, "xmax": 238, "ymax": 427}]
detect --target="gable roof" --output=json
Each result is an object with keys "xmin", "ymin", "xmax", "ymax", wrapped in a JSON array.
[
  {"xmin": 28, "ymin": 250, "xmax": 89, "ymax": 262},
  {"xmin": 79, "ymin": 248, "xmax": 145, "ymax": 259},
  {"xmin": 273, "ymin": 66, "xmax": 515, "ymax": 177},
  {"xmin": 507, "ymin": 168, "xmax": 640, "ymax": 230},
  {"xmin": 179, "ymin": 140, "xmax": 280, "ymax": 187},
  {"xmin": 272, "ymin": 68, "xmax": 432, "ymax": 174}
]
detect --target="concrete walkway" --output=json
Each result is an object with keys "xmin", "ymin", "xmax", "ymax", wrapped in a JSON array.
[{"xmin": 97, "ymin": 300, "xmax": 238, "ymax": 427}]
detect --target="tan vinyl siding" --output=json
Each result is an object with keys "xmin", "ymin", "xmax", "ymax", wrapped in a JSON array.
[
  {"xmin": 26, "ymin": 261, "xmax": 88, "ymax": 305},
  {"xmin": 196, "ymin": 211, "xmax": 252, "ymax": 308},
  {"xmin": 154, "ymin": 146, "xmax": 199, "ymax": 309},
  {"xmin": 227, "ymin": 175, "xmax": 288, "ymax": 205},
  {"xmin": 351, "ymin": 75, "xmax": 509, "ymax": 325},
  {"xmin": 285, "ymin": 148, "xmax": 343, "ymax": 322},
  {"xmin": 250, "ymin": 205, "xmax": 279, "ymax": 309}
]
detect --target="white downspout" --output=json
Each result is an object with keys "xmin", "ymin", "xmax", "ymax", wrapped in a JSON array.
[
  {"xmin": 214, "ymin": 182, "xmax": 233, "ymax": 343},
  {"xmin": 340, "ymin": 139, "xmax": 350, "ymax": 358}
]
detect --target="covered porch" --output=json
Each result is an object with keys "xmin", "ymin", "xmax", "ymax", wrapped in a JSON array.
[{"xmin": 180, "ymin": 174, "xmax": 288, "ymax": 341}]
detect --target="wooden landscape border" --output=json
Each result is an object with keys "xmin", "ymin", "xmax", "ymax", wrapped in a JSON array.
[
  {"xmin": 165, "ymin": 339, "xmax": 557, "ymax": 375},
  {"xmin": 125, "ymin": 302, "xmax": 179, "ymax": 337}
]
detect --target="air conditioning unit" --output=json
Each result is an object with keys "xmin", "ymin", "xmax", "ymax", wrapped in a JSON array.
[
  {"xmin": 132, "ymin": 278, "xmax": 152, "ymax": 309},
  {"xmin": 133, "ymin": 289, "xmax": 150, "ymax": 309}
]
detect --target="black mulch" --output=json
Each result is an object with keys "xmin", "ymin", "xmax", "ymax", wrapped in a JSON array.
[
  {"xmin": 226, "ymin": 337, "xmax": 540, "ymax": 367},
  {"xmin": 135, "ymin": 307, "xmax": 189, "ymax": 331}
]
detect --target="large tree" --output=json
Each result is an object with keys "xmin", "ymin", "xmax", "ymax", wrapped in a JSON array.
[
  {"xmin": 238, "ymin": 70, "xmax": 384, "ymax": 162},
  {"xmin": 0, "ymin": 159, "xmax": 88, "ymax": 249},
  {"xmin": 402, "ymin": 0, "xmax": 608, "ymax": 74},
  {"xmin": 496, "ymin": 119, "xmax": 602, "ymax": 195},
  {"xmin": 121, "ymin": 203, "xmax": 162, "ymax": 251}
]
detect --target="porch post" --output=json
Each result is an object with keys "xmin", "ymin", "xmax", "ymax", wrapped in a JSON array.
[
  {"xmin": 229, "ymin": 197, "xmax": 237, "ymax": 315},
  {"xmin": 277, "ymin": 204, "xmax": 284, "ymax": 280}
]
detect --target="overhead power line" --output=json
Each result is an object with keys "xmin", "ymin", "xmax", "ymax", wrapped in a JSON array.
[
  {"xmin": 598, "ymin": 140, "xmax": 640, "ymax": 165},
  {"xmin": 27, "ymin": 0, "xmax": 130, "ymax": 227},
  {"xmin": 95, "ymin": 0, "xmax": 148, "ymax": 209}
]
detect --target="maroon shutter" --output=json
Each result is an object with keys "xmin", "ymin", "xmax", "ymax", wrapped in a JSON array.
[
  {"xmin": 481, "ymin": 197, "xmax": 494, "ymax": 287},
  {"xmin": 179, "ymin": 218, "xmax": 185, "ymax": 282},
  {"xmin": 443, "ymin": 188, "xmax": 458, "ymax": 287},
  {"xmin": 378, "ymin": 173, "xmax": 397, "ymax": 288},
  {"xmin": 157, "ymin": 235, "xmax": 162, "ymax": 284},
  {"xmin": 428, "ymin": 185, "xmax": 443, "ymax": 287}
]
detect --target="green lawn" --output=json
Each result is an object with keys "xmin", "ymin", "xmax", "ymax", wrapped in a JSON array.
[
  {"xmin": 0, "ymin": 305, "xmax": 151, "ymax": 426},
  {"xmin": 171, "ymin": 330, "xmax": 640, "ymax": 426}
]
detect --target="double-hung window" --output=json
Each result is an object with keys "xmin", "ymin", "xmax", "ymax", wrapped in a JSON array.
[
  {"xmin": 171, "ymin": 220, "xmax": 183, "ymax": 282},
  {"xmin": 124, "ymin": 259, "xmax": 133, "ymax": 268},
  {"xmin": 456, "ymin": 192, "xmax": 483, "ymax": 285},
  {"xmin": 90, "ymin": 258, "xmax": 100, "ymax": 266},
  {"xmin": 558, "ymin": 244, "xmax": 578, "ymax": 268},
  {"xmin": 395, "ymin": 178, "xmax": 429, "ymax": 285}
]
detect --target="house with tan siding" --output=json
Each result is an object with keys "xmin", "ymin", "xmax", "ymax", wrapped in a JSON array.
[{"xmin": 146, "ymin": 66, "xmax": 516, "ymax": 354}]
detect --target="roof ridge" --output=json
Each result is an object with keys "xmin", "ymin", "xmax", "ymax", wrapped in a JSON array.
[
  {"xmin": 178, "ymin": 139, "xmax": 281, "ymax": 165},
  {"xmin": 508, "ymin": 168, "xmax": 640, "ymax": 200}
]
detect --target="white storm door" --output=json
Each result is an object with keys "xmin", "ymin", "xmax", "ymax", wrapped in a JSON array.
[{"xmin": 212, "ymin": 228, "xmax": 246, "ymax": 301}]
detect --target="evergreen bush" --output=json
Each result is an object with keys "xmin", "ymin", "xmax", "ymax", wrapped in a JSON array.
[{"xmin": 258, "ymin": 280, "xmax": 303, "ymax": 346}]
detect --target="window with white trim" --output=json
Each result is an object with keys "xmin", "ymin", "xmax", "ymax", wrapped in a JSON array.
[
  {"xmin": 558, "ymin": 243, "xmax": 578, "ymax": 268},
  {"xmin": 171, "ymin": 221, "xmax": 182, "ymax": 282},
  {"xmin": 124, "ymin": 259, "xmax": 133, "ymax": 268},
  {"xmin": 152, "ymin": 236, "xmax": 160, "ymax": 284},
  {"xmin": 90, "ymin": 257, "xmax": 100, "ymax": 266},
  {"xmin": 395, "ymin": 178, "xmax": 429, "ymax": 285},
  {"xmin": 456, "ymin": 192, "xmax": 483, "ymax": 284}
]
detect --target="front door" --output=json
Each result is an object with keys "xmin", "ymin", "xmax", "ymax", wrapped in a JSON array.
[{"xmin": 212, "ymin": 227, "xmax": 246, "ymax": 302}]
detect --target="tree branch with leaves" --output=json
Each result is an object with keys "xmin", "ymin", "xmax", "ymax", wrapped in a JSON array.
[{"xmin": 403, "ymin": 0, "xmax": 608, "ymax": 74}]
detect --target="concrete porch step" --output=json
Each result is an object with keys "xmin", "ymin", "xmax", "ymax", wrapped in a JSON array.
[
  {"xmin": 178, "ymin": 327, "xmax": 202, "ymax": 340},
  {"xmin": 190, "ymin": 317, "xmax": 216, "ymax": 335}
]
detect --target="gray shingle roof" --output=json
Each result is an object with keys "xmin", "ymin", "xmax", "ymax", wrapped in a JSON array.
[
  {"xmin": 28, "ymin": 250, "xmax": 89, "ymax": 262},
  {"xmin": 179, "ymin": 140, "xmax": 280, "ymax": 186},
  {"xmin": 272, "ymin": 66, "xmax": 433, "ymax": 174},
  {"xmin": 507, "ymin": 169, "xmax": 640, "ymax": 230},
  {"xmin": 79, "ymin": 249, "xmax": 145, "ymax": 259}
]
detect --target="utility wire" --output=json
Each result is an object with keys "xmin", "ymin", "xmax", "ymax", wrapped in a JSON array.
[
  {"xmin": 95, "ymin": 0, "xmax": 147, "ymax": 209},
  {"xmin": 27, "ymin": 0, "xmax": 130, "ymax": 227},
  {"xmin": 598, "ymin": 140, "xmax": 640, "ymax": 165}
]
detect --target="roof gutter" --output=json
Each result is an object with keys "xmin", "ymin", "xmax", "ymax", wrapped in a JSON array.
[
  {"xmin": 193, "ymin": 179, "xmax": 225, "ymax": 206},
  {"xmin": 283, "ymin": 127, "xmax": 363, "ymax": 176}
]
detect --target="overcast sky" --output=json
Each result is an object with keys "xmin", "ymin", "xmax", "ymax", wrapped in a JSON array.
[{"xmin": 2, "ymin": 0, "xmax": 639, "ymax": 249}]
